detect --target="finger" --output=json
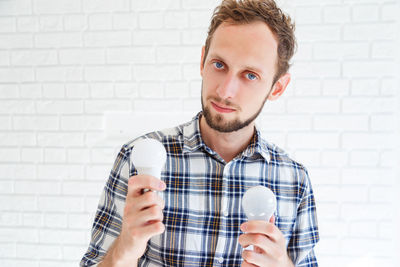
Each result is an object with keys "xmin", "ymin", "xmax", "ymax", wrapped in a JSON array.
[
  {"xmin": 132, "ymin": 221, "xmax": 165, "ymax": 242},
  {"xmin": 240, "ymin": 221, "xmax": 281, "ymax": 243},
  {"xmin": 140, "ymin": 205, "xmax": 164, "ymax": 223},
  {"xmin": 135, "ymin": 191, "xmax": 165, "ymax": 211},
  {"xmin": 239, "ymin": 233, "xmax": 280, "ymax": 257},
  {"xmin": 128, "ymin": 175, "xmax": 166, "ymax": 197},
  {"xmin": 242, "ymin": 249, "xmax": 272, "ymax": 267},
  {"xmin": 269, "ymin": 215, "xmax": 275, "ymax": 224}
]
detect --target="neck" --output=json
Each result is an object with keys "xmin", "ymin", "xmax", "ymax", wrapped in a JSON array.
[{"xmin": 199, "ymin": 115, "xmax": 255, "ymax": 163}]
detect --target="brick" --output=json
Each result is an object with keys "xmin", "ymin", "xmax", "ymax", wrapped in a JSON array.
[
  {"xmin": 38, "ymin": 196, "xmax": 84, "ymax": 212},
  {"xmin": 323, "ymin": 6, "xmax": 351, "ymax": 23},
  {"xmin": 311, "ymin": 167, "xmax": 341, "ymax": 185},
  {"xmin": 342, "ymin": 168, "xmax": 394, "ymax": 186},
  {"xmin": 37, "ymin": 164, "xmax": 84, "ymax": 180},
  {"xmin": 115, "ymin": 82, "xmax": 139, "ymax": 98},
  {"xmin": 341, "ymin": 203, "xmax": 393, "ymax": 221},
  {"xmin": 165, "ymin": 11, "xmax": 189, "ymax": 29},
  {"xmin": 0, "ymin": 212, "xmax": 21, "ymax": 226},
  {"xmin": 292, "ymin": 43, "xmax": 312, "ymax": 61},
  {"xmin": 65, "ymin": 83, "xmax": 90, "ymax": 98},
  {"xmin": 342, "ymin": 97, "xmax": 395, "ymax": 114},
  {"xmin": 34, "ymin": 0, "xmax": 80, "ymax": 14},
  {"xmin": 139, "ymin": 82, "xmax": 164, "ymax": 98},
  {"xmin": 340, "ymin": 238, "xmax": 391, "ymax": 257},
  {"xmin": 36, "ymin": 100, "xmax": 84, "ymax": 114},
  {"xmin": 371, "ymin": 114, "xmax": 396, "ymax": 132},
  {"xmin": 89, "ymin": 83, "xmax": 114, "ymax": 98},
  {"xmin": 189, "ymin": 11, "xmax": 211, "ymax": 28},
  {"xmin": 287, "ymin": 133, "xmax": 339, "ymax": 149},
  {"xmin": 0, "ymin": 0, "xmax": 32, "ymax": 16},
  {"xmin": 133, "ymin": 65, "xmax": 182, "ymax": 81},
  {"xmin": 17, "ymin": 17, "xmax": 40, "ymax": 32},
  {"xmin": 314, "ymin": 115, "xmax": 368, "ymax": 131},
  {"xmin": 13, "ymin": 115, "xmax": 59, "ymax": 130},
  {"xmin": 83, "ymin": 0, "xmax": 129, "ymax": 13},
  {"xmin": 292, "ymin": 150, "xmax": 320, "ymax": 167},
  {"xmin": 42, "ymin": 83, "xmax": 65, "ymax": 98},
  {"xmin": 372, "ymin": 42, "xmax": 396, "ymax": 59},
  {"xmin": 318, "ymin": 219, "xmax": 347, "ymax": 238},
  {"xmin": 182, "ymin": 29, "xmax": 207, "ymax": 45},
  {"xmin": 106, "ymin": 47, "xmax": 156, "ymax": 64},
  {"xmin": 0, "ymin": 68, "xmax": 34, "ymax": 82},
  {"xmin": 132, "ymin": 30, "xmax": 180, "ymax": 46},
  {"xmin": 63, "ymin": 15, "xmax": 86, "ymax": 31},
  {"xmin": 139, "ymin": 12, "xmax": 163, "ymax": 29},
  {"xmin": 132, "ymin": 0, "xmax": 180, "ymax": 10},
  {"xmin": 44, "ymin": 213, "xmax": 68, "ymax": 228},
  {"xmin": 313, "ymin": 43, "xmax": 369, "ymax": 60},
  {"xmin": 317, "ymin": 203, "xmax": 340, "ymax": 219},
  {"xmin": 84, "ymin": 65, "xmax": 131, "ymax": 81},
  {"xmin": 85, "ymin": 164, "xmax": 112, "ymax": 181},
  {"xmin": 381, "ymin": 3, "xmax": 398, "ymax": 21},
  {"xmin": 0, "ymin": 84, "xmax": 18, "ymax": 98},
  {"xmin": 39, "ymin": 15, "xmax": 63, "ymax": 31},
  {"xmin": 380, "ymin": 78, "xmax": 396, "ymax": 96},
  {"xmin": 21, "ymin": 147, "xmax": 43, "ymax": 163},
  {"xmin": 0, "ymin": 181, "xmax": 13, "ymax": 194},
  {"xmin": 349, "ymin": 222, "xmax": 378, "ymax": 238},
  {"xmin": 0, "ymin": 227, "xmax": 39, "ymax": 243},
  {"xmin": 182, "ymin": 0, "xmax": 218, "ymax": 9},
  {"xmin": 295, "ymin": 7, "xmax": 322, "ymax": 24},
  {"xmin": 17, "ymin": 243, "xmax": 62, "ymax": 259},
  {"xmin": 0, "ymin": 116, "xmax": 12, "ymax": 130},
  {"xmin": 351, "ymin": 79, "xmax": 380, "ymax": 96},
  {"xmin": 19, "ymin": 84, "xmax": 42, "ymax": 98},
  {"xmin": 22, "ymin": 212, "xmax": 43, "ymax": 227},
  {"xmin": 0, "ymin": 259, "xmax": 39, "ymax": 267},
  {"xmin": 0, "ymin": 196, "xmax": 36, "ymax": 211},
  {"xmin": 343, "ymin": 133, "xmax": 394, "ymax": 150},
  {"xmin": 113, "ymin": 13, "xmax": 137, "ymax": 30},
  {"xmin": 84, "ymin": 99, "xmax": 132, "ymax": 113},
  {"xmin": 68, "ymin": 213, "xmax": 93, "ymax": 229},
  {"xmin": 37, "ymin": 132, "xmax": 85, "ymax": 147},
  {"xmin": 369, "ymin": 186, "xmax": 394, "ymax": 203},
  {"xmin": 352, "ymin": 4, "xmax": 379, "ymax": 22},
  {"xmin": 182, "ymin": 63, "xmax": 201, "ymax": 80},
  {"xmin": 260, "ymin": 115, "xmax": 312, "ymax": 131},
  {"xmin": 291, "ymin": 62, "xmax": 341, "ymax": 78},
  {"xmin": 37, "ymin": 66, "xmax": 83, "ymax": 82},
  {"xmin": 350, "ymin": 150, "xmax": 379, "ymax": 167},
  {"xmin": 0, "ymin": 51, "xmax": 10, "ymax": 66},
  {"xmin": 320, "ymin": 150, "xmax": 349, "ymax": 167},
  {"xmin": 14, "ymin": 164, "xmax": 37, "ymax": 180},
  {"xmin": 344, "ymin": 61, "xmax": 396, "ymax": 78},
  {"xmin": 0, "ymin": 132, "xmax": 36, "ymax": 147},
  {"xmin": 379, "ymin": 150, "xmax": 396, "ymax": 167},
  {"xmin": 322, "ymin": 79, "xmax": 350, "ymax": 96},
  {"xmin": 157, "ymin": 46, "xmax": 199, "ymax": 64},
  {"xmin": 343, "ymin": 23, "xmax": 396, "ymax": 41},
  {"xmin": 67, "ymin": 148, "xmax": 91, "ymax": 163},
  {"xmin": 378, "ymin": 222, "xmax": 394, "ymax": 239},
  {"xmin": 59, "ymin": 49, "xmax": 105, "ymax": 65},
  {"xmin": 63, "ymin": 244, "xmax": 88, "ymax": 260},
  {"xmin": 287, "ymin": 97, "xmax": 340, "ymax": 114},
  {"xmin": 292, "ymin": 80, "xmax": 321, "ymax": 96},
  {"xmin": 62, "ymin": 181, "xmax": 104, "ymax": 196},
  {"xmin": 134, "ymin": 99, "xmax": 183, "ymax": 112},
  {"xmin": 39, "ymin": 229, "xmax": 87, "ymax": 245},
  {"xmin": 88, "ymin": 14, "xmax": 113, "ymax": 30},
  {"xmin": 15, "ymin": 180, "xmax": 62, "ymax": 196},
  {"xmin": 0, "ymin": 148, "xmax": 20, "ymax": 162},
  {"xmin": 35, "ymin": 33, "xmax": 83, "ymax": 48},
  {"xmin": 0, "ymin": 17, "xmax": 16, "ymax": 33},
  {"xmin": 0, "ymin": 33, "xmax": 33, "ymax": 49},
  {"xmin": 61, "ymin": 115, "xmax": 103, "ymax": 131},
  {"xmin": 44, "ymin": 148, "xmax": 67, "ymax": 163},
  {"xmin": 296, "ymin": 25, "xmax": 341, "ymax": 42},
  {"xmin": 165, "ymin": 82, "xmax": 190, "ymax": 98}
]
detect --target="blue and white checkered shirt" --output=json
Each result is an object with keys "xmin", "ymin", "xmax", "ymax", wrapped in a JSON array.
[{"xmin": 81, "ymin": 112, "xmax": 319, "ymax": 266}]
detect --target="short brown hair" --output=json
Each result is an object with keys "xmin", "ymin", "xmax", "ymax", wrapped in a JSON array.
[{"xmin": 203, "ymin": 0, "xmax": 296, "ymax": 85}]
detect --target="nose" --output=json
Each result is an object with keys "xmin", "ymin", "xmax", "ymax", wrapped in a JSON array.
[{"xmin": 216, "ymin": 73, "xmax": 239, "ymax": 99}]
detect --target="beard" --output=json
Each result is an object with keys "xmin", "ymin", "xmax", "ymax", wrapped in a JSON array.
[{"xmin": 201, "ymin": 86, "xmax": 270, "ymax": 133}]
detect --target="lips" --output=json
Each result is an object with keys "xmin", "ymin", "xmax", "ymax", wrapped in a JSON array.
[{"xmin": 211, "ymin": 101, "xmax": 235, "ymax": 113}]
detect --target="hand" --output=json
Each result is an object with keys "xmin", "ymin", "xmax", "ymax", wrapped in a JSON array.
[
  {"xmin": 238, "ymin": 216, "xmax": 294, "ymax": 267},
  {"xmin": 114, "ymin": 174, "xmax": 166, "ymax": 264}
]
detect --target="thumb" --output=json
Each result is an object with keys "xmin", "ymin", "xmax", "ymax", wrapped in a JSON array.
[{"xmin": 269, "ymin": 215, "xmax": 275, "ymax": 224}]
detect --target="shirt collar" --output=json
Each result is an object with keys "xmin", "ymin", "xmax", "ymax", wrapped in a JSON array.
[{"xmin": 182, "ymin": 111, "xmax": 272, "ymax": 162}]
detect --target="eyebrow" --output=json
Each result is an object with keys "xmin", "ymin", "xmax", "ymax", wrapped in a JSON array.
[{"xmin": 208, "ymin": 53, "xmax": 265, "ymax": 75}]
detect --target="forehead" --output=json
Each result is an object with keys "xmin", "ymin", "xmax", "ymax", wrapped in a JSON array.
[{"xmin": 208, "ymin": 21, "xmax": 278, "ymax": 72}]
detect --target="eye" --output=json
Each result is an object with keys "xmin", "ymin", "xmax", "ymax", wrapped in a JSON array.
[
  {"xmin": 246, "ymin": 72, "xmax": 257, "ymax": 81},
  {"xmin": 213, "ymin": 61, "xmax": 224, "ymax": 69}
]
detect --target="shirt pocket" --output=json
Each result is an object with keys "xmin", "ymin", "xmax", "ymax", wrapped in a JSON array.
[{"xmin": 274, "ymin": 215, "xmax": 296, "ymax": 247}]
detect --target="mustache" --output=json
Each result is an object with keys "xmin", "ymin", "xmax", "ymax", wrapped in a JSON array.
[{"xmin": 207, "ymin": 96, "xmax": 241, "ymax": 111}]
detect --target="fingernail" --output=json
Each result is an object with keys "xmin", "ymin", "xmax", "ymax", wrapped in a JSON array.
[{"xmin": 159, "ymin": 181, "xmax": 166, "ymax": 190}]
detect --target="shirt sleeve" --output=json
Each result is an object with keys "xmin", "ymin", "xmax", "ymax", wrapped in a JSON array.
[
  {"xmin": 288, "ymin": 168, "xmax": 320, "ymax": 267},
  {"xmin": 80, "ymin": 145, "xmax": 131, "ymax": 266}
]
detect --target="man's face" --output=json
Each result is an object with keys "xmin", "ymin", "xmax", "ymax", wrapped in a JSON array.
[{"xmin": 200, "ymin": 21, "xmax": 281, "ymax": 133}]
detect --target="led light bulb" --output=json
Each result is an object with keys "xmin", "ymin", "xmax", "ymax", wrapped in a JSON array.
[
  {"xmin": 242, "ymin": 185, "xmax": 277, "ymax": 221},
  {"xmin": 130, "ymin": 138, "xmax": 167, "ymax": 180}
]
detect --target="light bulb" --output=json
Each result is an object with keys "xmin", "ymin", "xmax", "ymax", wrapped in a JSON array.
[
  {"xmin": 242, "ymin": 185, "xmax": 277, "ymax": 251},
  {"xmin": 242, "ymin": 185, "xmax": 277, "ymax": 221},
  {"xmin": 130, "ymin": 138, "xmax": 167, "ymax": 180}
]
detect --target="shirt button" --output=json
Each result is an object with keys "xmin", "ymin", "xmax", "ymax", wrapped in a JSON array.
[
  {"xmin": 223, "ymin": 210, "xmax": 229, "ymax": 217},
  {"xmin": 217, "ymin": 257, "xmax": 224, "ymax": 263}
]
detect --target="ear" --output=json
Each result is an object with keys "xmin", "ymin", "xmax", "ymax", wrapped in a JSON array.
[
  {"xmin": 200, "ymin": 46, "xmax": 205, "ymax": 77},
  {"xmin": 267, "ymin": 73, "xmax": 291, "ymax": 101}
]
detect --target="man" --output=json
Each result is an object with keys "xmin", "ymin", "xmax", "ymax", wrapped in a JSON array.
[{"xmin": 81, "ymin": 0, "xmax": 319, "ymax": 266}]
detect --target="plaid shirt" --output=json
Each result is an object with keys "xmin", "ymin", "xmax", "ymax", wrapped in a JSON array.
[{"xmin": 81, "ymin": 112, "xmax": 319, "ymax": 266}]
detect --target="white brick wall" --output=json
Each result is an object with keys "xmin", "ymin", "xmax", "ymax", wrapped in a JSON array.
[{"xmin": 0, "ymin": 0, "xmax": 398, "ymax": 266}]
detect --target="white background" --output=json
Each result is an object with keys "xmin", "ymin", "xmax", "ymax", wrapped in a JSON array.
[{"xmin": 0, "ymin": 0, "xmax": 399, "ymax": 266}]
